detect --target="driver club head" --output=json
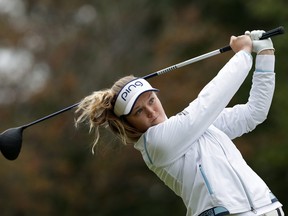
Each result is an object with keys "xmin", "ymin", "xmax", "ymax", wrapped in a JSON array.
[{"xmin": 0, "ymin": 127, "xmax": 23, "ymax": 160}]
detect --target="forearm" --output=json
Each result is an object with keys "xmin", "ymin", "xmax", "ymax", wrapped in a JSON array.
[
  {"xmin": 247, "ymin": 36, "xmax": 275, "ymax": 123},
  {"xmin": 247, "ymin": 54, "xmax": 275, "ymax": 125}
]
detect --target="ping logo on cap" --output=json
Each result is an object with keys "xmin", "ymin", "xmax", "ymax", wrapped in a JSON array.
[
  {"xmin": 121, "ymin": 80, "xmax": 144, "ymax": 101},
  {"xmin": 113, "ymin": 78, "xmax": 158, "ymax": 117}
]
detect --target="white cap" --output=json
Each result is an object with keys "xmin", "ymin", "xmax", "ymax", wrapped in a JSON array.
[{"xmin": 113, "ymin": 78, "xmax": 158, "ymax": 117}]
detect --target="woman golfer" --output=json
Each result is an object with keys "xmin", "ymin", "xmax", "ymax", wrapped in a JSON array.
[{"xmin": 75, "ymin": 31, "xmax": 284, "ymax": 216}]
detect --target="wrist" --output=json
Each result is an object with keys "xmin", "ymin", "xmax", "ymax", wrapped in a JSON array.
[
  {"xmin": 255, "ymin": 55, "xmax": 275, "ymax": 72},
  {"xmin": 258, "ymin": 49, "xmax": 275, "ymax": 55},
  {"xmin": 243, "ymin": 46, "xmax": 252, "ymax": 54}
]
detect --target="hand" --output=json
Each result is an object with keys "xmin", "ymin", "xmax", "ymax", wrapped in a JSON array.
[
  {"xmin": 245, "ymin": 30, "xmax": 274, "ymax": 54},
  {"xmin": 230, "ymin": 35, "xmax": 252, "ymax": 53}
]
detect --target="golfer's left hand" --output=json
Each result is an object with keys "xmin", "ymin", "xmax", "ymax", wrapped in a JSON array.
[{"xmin": 245, "ymin": 30, "xmax": 274, "ymax": 54}]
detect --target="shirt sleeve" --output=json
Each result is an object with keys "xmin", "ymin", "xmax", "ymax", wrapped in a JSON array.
[
  {"xmin": 213, "ymin": 54, "xmax": 275, "ymax": 139},
  {"xmin": 137, "ymin": 51, "xmax": 253, "ymax": 166}
]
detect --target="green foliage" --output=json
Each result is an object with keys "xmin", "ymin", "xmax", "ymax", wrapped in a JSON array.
[{"xmin": 0, "ymin": 0, "xmax": 287, "ymax": 215}]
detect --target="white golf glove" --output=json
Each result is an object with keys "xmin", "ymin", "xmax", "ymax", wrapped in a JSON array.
[{"xmin": 245, "ymin": 30, "xmax": 274, "ymax": 54}]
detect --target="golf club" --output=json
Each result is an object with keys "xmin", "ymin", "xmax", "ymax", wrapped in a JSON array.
[{"xmin": 0, "ymin": 26, "xmax": 285, "ymax": 161}]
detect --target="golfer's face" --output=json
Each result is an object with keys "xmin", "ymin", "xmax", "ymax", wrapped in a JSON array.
[{"xmin": 126, "ymin": 91, "xmax": 166, "ymax": 132}]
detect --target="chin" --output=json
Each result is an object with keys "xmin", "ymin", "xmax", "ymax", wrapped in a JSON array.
[{"xmin": 157, "ymin": 115, "xmax": 166, "ymax": 124}]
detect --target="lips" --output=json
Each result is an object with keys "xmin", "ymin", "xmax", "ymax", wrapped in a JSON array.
[{"xmin": 151, "ymin": 115, "xmax": 159, "ymax": 124}]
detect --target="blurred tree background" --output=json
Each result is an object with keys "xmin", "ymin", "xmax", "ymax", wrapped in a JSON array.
[{"xmin": 0, "ymin": 0, "xmax": 287, "ymax": 215}]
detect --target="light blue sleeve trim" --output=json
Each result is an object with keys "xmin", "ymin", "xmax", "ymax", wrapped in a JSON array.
[
  {"xmin": 143, "ymin": 135, "xmax": 153, "ymax": 164},
  {"xmin": 255, "ymin": 69, "xmax": 274, "ymax": 73}
]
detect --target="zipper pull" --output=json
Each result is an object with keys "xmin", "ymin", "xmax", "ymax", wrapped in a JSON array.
[{"xmin": 251, "ymin": 207, "xmax": 257, "ymax": 214}]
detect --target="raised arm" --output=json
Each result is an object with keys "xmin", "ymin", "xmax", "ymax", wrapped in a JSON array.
[
  {"xmin": 213, "ymin": 31, "xmax": 275, "ymax": 139},
  {"xmin": 142, "ymin": 36, "xmax": 254, "ymax": 166}
]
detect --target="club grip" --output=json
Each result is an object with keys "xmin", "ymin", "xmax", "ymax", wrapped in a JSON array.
[
  {"xmin": 260, "ymin": 26, "xmax": 285, "ymax": 39},
  {"xmin": 219, "ymin": 26, "xmax": 285, "ymax": 53}
]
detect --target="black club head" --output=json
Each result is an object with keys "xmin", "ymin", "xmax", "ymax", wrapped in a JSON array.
[{"xmin": 0, "ymin": 127, "xmax": 23, "ymax": 160}]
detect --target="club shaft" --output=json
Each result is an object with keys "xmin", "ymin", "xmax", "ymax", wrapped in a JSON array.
[
  {"xmin": 18, "ymin": 26, "xmax": 285, "ymax": 129},
  {"xmin": 23, "ymin": 102, "xmax": 80, "ymax": 129},
  {"xmin": 142, "ymin": 49, "xmax": 221, "ymax": 79},
  {"xmin": 143, "ymin": 26, "xmax": 284, "ymax": 80}
]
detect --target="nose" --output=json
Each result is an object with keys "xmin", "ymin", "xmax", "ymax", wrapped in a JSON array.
[{"xmin": 146, "ymin": 107, "xmax": 155, "ymax": 118}]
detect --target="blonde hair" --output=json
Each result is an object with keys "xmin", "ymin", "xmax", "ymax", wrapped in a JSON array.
[{"xmin": 75, "ymin": 75, "xmax": 143, "ymax": 153}]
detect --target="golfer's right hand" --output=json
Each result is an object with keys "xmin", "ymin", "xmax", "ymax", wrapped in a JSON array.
[{"xmin": 230, "ymin": 35, "xmax": 252, "ymax": 53}]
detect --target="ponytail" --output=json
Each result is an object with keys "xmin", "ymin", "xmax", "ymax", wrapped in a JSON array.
[{"xmin": 75, "ymin": 75, "xmax": 142, "ymax": 153}]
